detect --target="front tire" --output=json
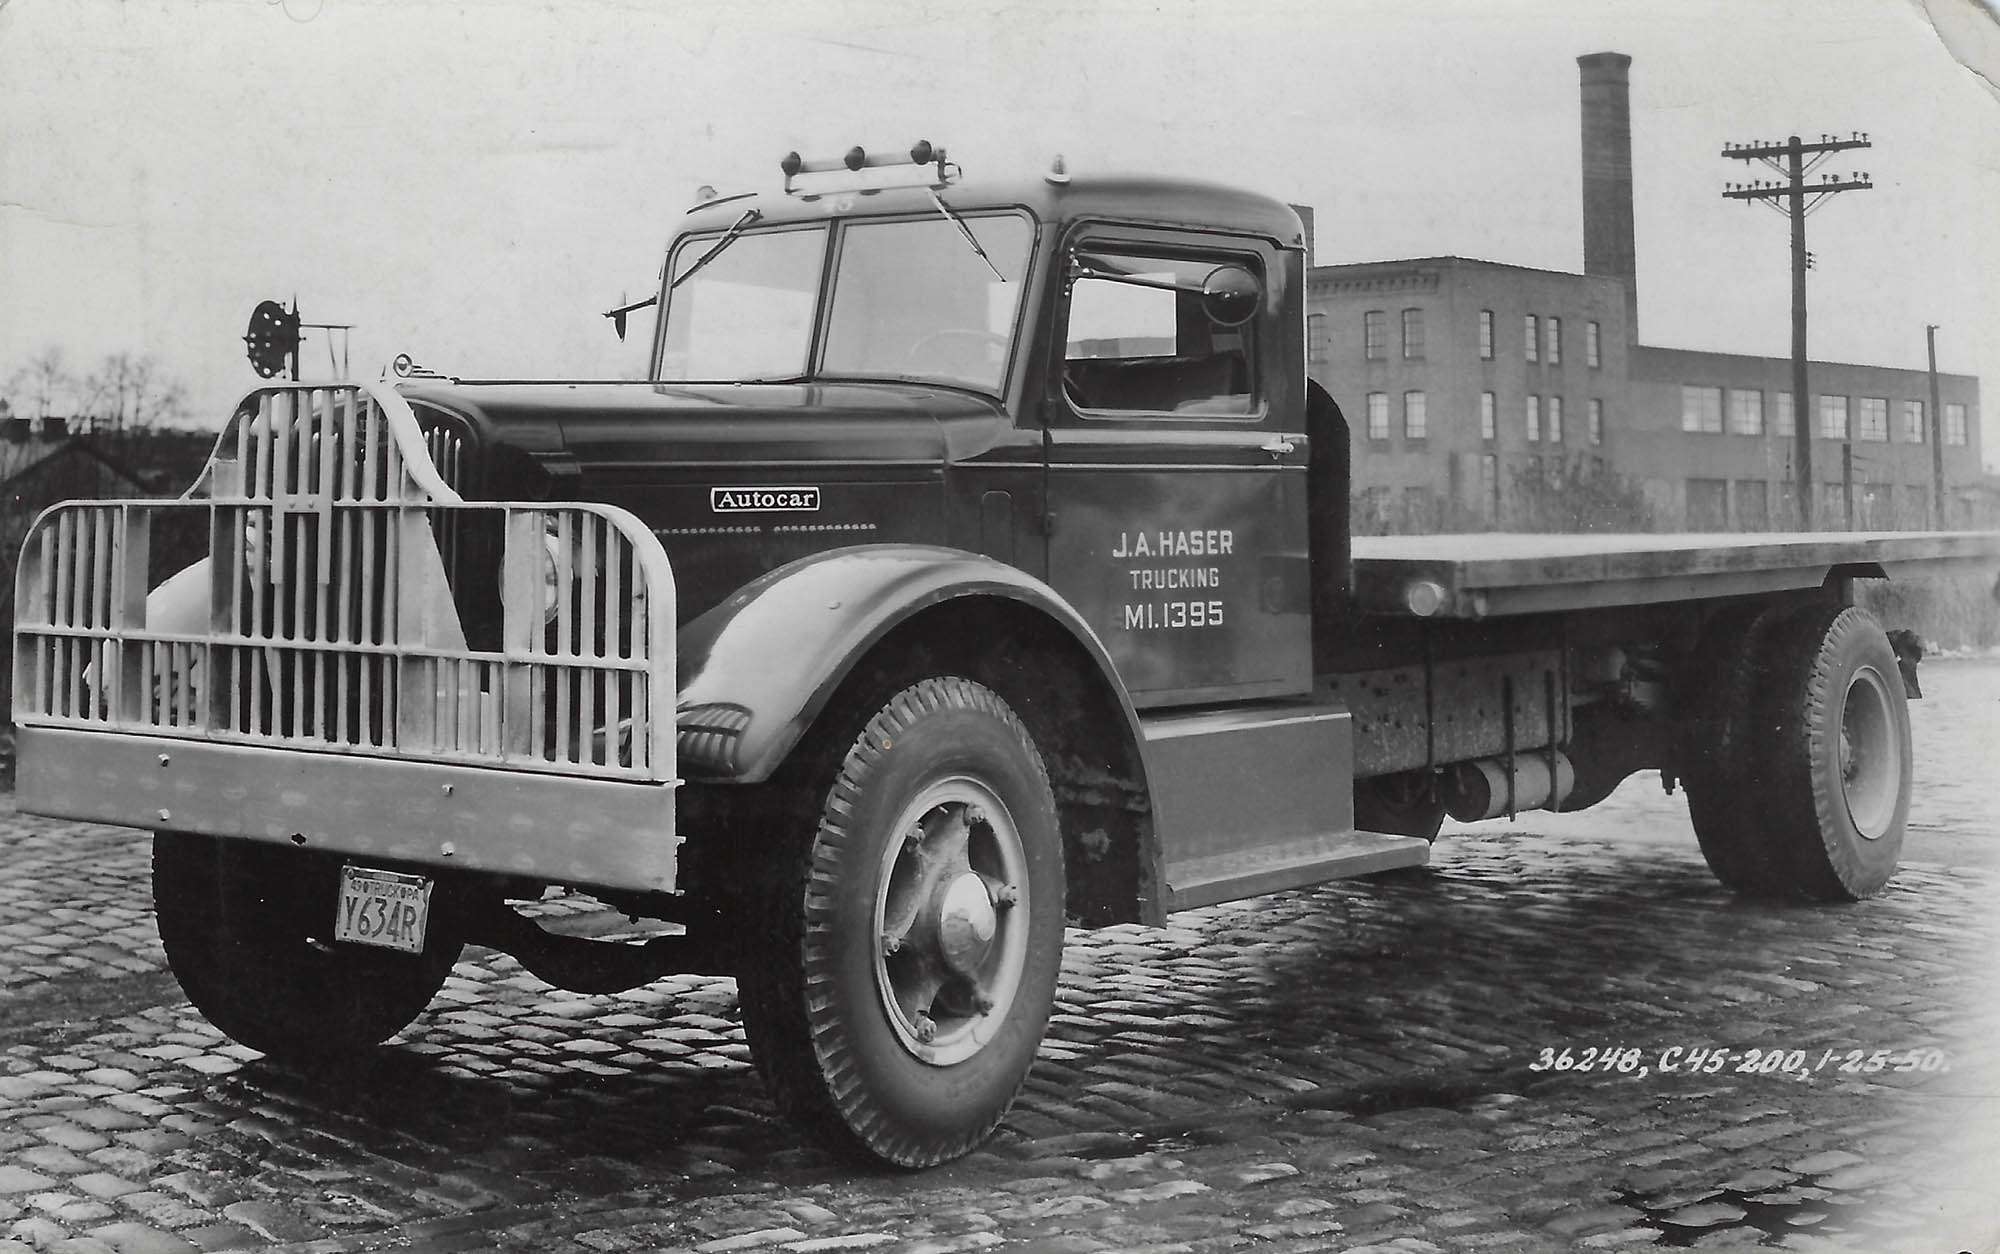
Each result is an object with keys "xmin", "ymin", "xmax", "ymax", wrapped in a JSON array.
[
  {"xmin": 154, "ymin": 832, "xmax": 464, "ymax": 1060},
  {"xmin": 738, "ymin": 676, "xmax": 1065, "ymax": 1167}
]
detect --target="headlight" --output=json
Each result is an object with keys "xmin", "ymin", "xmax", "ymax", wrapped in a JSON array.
[{"xmin": 542, "ymin": 521, "xmax": 567, "ymax": 624}]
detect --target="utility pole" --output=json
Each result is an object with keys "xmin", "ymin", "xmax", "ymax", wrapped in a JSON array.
[
  {"xmin": 1721, "ymin": 133, "xmax": 1873, "ymax": 530},
  {"xmin": 1926, "ymin": 325, "xmax": 1946, "ymax": 529}
]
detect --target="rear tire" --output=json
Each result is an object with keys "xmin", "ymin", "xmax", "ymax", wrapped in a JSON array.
[
  {"xmin": 1751, "ymin": 604, "xmax": 1911, "ymax": 901},
  {"xmin": 738, "ymin": 676, "xmax": 1064, "ymax": 1167},
  {"xmin": 1682, "ymin": 605, "xmax": 1792, "ymax": 896},
  {"xmin": 154, "ymin": 832, "xmax": 464, "ymax": 1060}
]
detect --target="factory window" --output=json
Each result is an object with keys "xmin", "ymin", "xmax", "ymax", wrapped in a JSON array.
[
  {"xmin": 1358, "ymin": 485, "xmax": 1390, "ymax": 527},
  {"xmin": 1480, "ymin": 391, "xmax": 1497, "ymax": 441},
  {"xmin": 1686, "ymin": 479, "xmax": 1729, "ymax": 531},
  {"xmin": 1478, "ymin": 310, "xmax": 1495, "ymax": 360},
  {"xmin": 1306, "ymin": 313, "xmax": 1329, "ymax": 366},
  {"xmin": 1774, "ymin": 392, "xmax": 1796, "ymax": 438},
  {"xmin": 1363, "ymin": 310, "xmax": 1386, "ymax": 360},
  {"xmin": 1902, "ymin": 400, "xmax": 1925, "ymax": 444},
  {"xmin": 1545, "ymin": 317, "xmax": 1562, "ymax": 365},
  {"xmin": 1547, "ymin": 395, "xmax": 1564, "ymax": 443},
  {"xmin": 1681, "ymin": 385, "xmax": 1723, "ymax": 434},
  {"xmin": 1905, "ymin": 485, "xmax": 1931, "ymax": 528},
  {"xmin": 1818, "ymin": 395, "xmax": 1849, "ymax": 440},
  {"xmin": 1734, "ymin": 480, "xmax": 1768, "ymax": 530},
  {"xmin": 1586, "ymin": 321, "xmax": 1602, "ymax": 369},
  {"xmin": 1589, "ymin": 398, "xmax": 1603, "ymax": 445},
  {"xmin": 1403, "ymin": 390, "xmax": 1428, "ymax": 440},
  {"xmin": 1857, "ymin": 397, "xmax": 1888, "ymax": 442},
  {"xmin": 1402, "ymin": 486, "xmax": 1431, "ymax": 530},
  {"xmin": 1859, "ymin": 482, "xmax": 1893, "ymax": 530},
  {"xmin": 1526, "ymin": 394, "xmax": 1542, "ymax": 442},
  {"xmin": 1525, "ymin": 315, "xmax": 1540, "ymax": 363},
  {"xmin": 1401, "ymin": 308, "xmax": 1425, "ymax": 359},
  {"xmin": 1729, "ymin": 390, "xmax": 1764, "ymax": 436},
  {"xmin": 1945, "ymin": 403, "xmax": 1968, "ymax": 445},
  {"xmin": 1480, "ymin": 454, "xmax": 1500, "ymax": 520},
  {"xmin": 1366, "ymin": 391, "xmax": 1390, "ymax": 440}
]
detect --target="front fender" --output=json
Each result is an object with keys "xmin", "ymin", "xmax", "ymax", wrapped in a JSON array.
[{"xmin": 675, "ymin": 544, "xmax": 1134, "ymax": 782}]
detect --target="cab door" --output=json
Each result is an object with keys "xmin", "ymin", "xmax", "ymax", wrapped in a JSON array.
[{"xmin": 1041, "ymin": 227, "xmax": 1311, "ymax": 706}]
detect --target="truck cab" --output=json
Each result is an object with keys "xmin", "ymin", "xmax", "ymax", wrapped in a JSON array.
[{"xmin": 400, "ymin": 158, "xmax": 1317, "ymax": 705}]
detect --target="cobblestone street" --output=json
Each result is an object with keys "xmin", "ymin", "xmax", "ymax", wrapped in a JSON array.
[{"xmin": 3, "ymin": 660, "xmax": 1998, "ymax": 1254}]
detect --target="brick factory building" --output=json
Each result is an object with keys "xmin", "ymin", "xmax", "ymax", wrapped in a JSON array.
[{"xmin": 1305, "ymin": 52, "xmax": 1985, "ymax": 534}]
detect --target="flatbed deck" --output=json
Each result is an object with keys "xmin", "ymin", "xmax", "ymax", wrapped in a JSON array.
[{"xmin": 1349, "ymin": 530, "xmax": 2000, "ymax": 619}]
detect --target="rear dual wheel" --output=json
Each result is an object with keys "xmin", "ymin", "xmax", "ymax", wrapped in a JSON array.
[
  {"xmin": 1683, "ymin": 603, "xmax": 1911, "ymax": 901},
  {"xmin": 738, "ymin": 676, "xmax": 1065, "ymax": 1168}
]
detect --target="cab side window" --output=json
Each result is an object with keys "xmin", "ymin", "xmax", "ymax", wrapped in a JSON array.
[{"xmin": 1062, "ymin": 250, "xmax": 1259, "ymax": 416}]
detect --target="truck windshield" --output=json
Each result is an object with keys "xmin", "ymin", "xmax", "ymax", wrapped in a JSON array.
[
  {"xmin": 656, "ymin": 213, "xmax": 1033, "ymax": 393},
  {"xmin": 820, "ymin": 214, "xmax": 1033, "ymax": 394},
  {"xmin": 659, "ymin": 225, "xmax": 826, "ymax": 383}
]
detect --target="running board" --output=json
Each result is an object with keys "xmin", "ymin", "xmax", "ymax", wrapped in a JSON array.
[
  {"xmin": 1163, "ymin": 829, "xmax": 1431, "ymax": 912},
  {"xmin": 1139, "ymin": 701, "xmax": 1430, "ymax": 915}
]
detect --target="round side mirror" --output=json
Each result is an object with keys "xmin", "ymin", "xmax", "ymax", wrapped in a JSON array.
[{"xmin": 1200, "ymin": 264, "xmax": 1262, "ymax": 327}]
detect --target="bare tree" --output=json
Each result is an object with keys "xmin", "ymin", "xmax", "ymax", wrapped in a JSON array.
[
  {"xmin": 1509, "ymin": 455, "xmax": 1656, "ymax": 534},
  {"xmin": 79, "ymin": 353, "xmax": 189, "ymax": 430},
  {"xmin": 5, "ymin": 347, "xmax": 79, "ymax": 419}
]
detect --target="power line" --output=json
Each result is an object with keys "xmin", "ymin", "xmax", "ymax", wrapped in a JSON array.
[{"xmin": 1721, "ymin": 132, "xmax": 1873, "ymax": 530}]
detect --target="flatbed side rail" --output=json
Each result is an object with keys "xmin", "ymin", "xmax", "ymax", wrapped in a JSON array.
[
  {"xmin": 1351, "ymin": 530, "xmax": 2000, "ymax": 619},
  {"xmin": 11, "ymin": 382, "xmax": 678, "ymax": 784}
]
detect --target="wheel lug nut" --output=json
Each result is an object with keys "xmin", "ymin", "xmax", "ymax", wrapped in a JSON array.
[
  {"xmin": 972, "ymin": 994, "xmax": 995, "ymax": 1014},
  {"xmin": 904, "ymin": 824, "xmax": 925, "ymax": 845},
  {"xmin": 881, "ymin": 932, "xmax": 902, "ymax": 956},
  {"xmin": 993, "ymin": 884, "xmax": 1018, "ymax": 907},
  {"xmin": 914, "ymin": 1014, "xmax": 937, "ymax": 1043},
  {"xmin": 964, "ymin": 805, "xmax": 987, "ymax": 828}
]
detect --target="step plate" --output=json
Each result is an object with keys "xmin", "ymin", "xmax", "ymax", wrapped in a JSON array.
[{"xmin": 1163, "ymin": 829, "xmax": 1431, "ymax": 913}]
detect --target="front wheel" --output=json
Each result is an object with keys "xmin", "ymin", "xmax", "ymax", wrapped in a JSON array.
[
  {"xmin": 738, "ymin": 676, "xmax": 1065, "ymax": 1167},
  {"xmin": 154, "ymin": 832, "xmax": 464, "ymax": 1060}
]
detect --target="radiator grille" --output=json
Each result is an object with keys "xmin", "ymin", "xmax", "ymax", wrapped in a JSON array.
[{"xmin": 12, "ymin": 382, "xmax": 676, "ymax": 783}]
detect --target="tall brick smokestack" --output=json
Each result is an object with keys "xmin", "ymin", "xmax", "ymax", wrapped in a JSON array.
[{"xmin": 1578, "ymin": 52, "xmax": 1637, "ymax": 338}]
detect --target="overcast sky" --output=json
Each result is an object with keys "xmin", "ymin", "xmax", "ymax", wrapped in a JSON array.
[{"xmin": 2, "ymin": 0, "xmax": 1998, "ymax": 467}]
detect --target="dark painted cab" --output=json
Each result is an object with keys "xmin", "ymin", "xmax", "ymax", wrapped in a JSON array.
[{"xmin": 399, "ymin": 158, "xmax": 1313, "ymax": 708}]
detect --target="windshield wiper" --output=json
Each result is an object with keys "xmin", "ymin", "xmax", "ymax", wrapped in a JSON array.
[
  {"xmin": 927, "ymin": 190, "xmax": 1005, "ymax": 283},
  {"xmin": 671, "ymin": 208, "xmax": 763, "ymax": 291}
]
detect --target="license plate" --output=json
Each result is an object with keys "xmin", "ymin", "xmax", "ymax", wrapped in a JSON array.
[{"xmin": 333, "ymin": 866, "xmax": 433, "ymax": 954}]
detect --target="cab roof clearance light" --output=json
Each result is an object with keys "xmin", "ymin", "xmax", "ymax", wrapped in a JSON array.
[{"xmin": 780, "ymin": 139, "xmax": 956, "ymax": 196}]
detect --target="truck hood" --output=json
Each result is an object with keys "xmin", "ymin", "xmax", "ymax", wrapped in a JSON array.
[
  {"xmin": 396, "ymin": 378, "xmax": 1028, "ymax": 624},
  {"xmin": 396, "ymin": 378, "xmax": 1014, "ymax": 475}
]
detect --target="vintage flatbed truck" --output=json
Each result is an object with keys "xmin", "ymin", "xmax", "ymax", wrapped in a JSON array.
[{"xmin": 12, "ymin": 145, "xmax": 2000, "ymax": 1167}]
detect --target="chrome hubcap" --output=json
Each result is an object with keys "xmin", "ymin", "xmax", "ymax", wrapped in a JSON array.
[
  {"xmin": 935, "ymin": 872, "xmax": 998, "ymax": 976},
  {"xmin": 1838, "ymin": 666, "xmax": 1897, "ymax": 840},
  {"xmin": 873, "ymin": 779, "xmax": 1029, "ymax": 1066}
]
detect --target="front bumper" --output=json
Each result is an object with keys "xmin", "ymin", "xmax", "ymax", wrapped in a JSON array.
[{"xmin": 18, "ymin": 727, "xmax": 681, "ymax": 894}]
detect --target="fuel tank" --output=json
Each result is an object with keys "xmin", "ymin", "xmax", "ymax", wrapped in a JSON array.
[{"xmin": 398, "ymin": 379, "xmax": 1030, "ymax": 621}]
